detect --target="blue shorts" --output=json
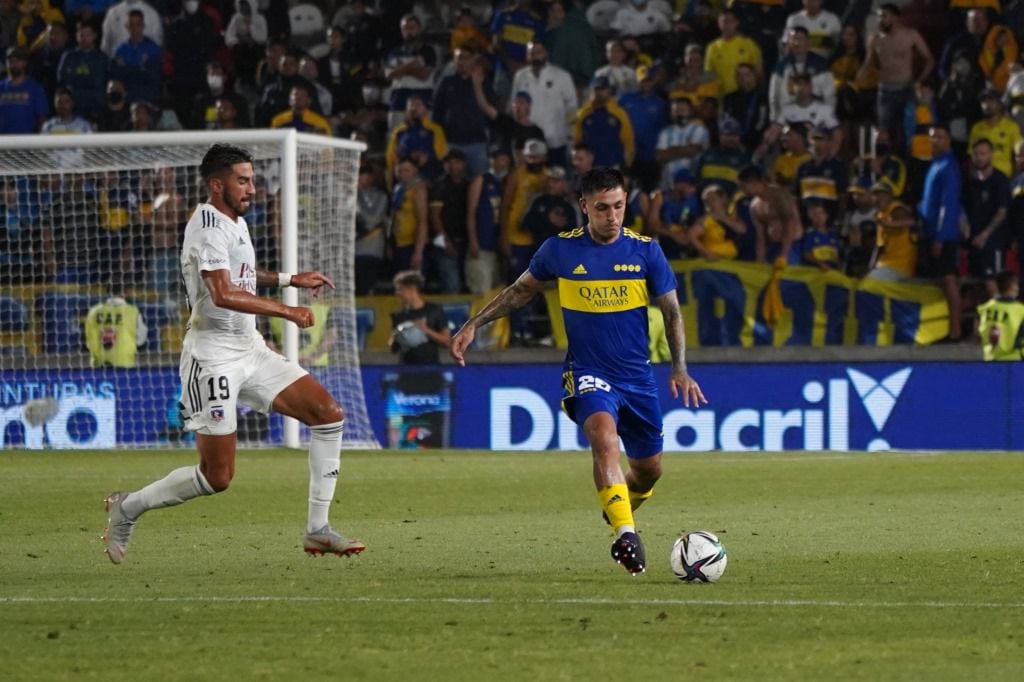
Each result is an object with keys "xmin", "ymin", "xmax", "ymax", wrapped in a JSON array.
[{"xmin": 561, "ymin": 369, "xmax": 664, "ymax": 459}]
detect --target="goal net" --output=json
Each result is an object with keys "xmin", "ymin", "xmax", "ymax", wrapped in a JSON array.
[{"xmin": 0, "ymin": 130, "xmax": 379, "ymax": 449}]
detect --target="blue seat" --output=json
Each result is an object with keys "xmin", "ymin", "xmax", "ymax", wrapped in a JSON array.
[
  {"xmin": 35, "ymin": 292, "xmax": 99, "ymax": 354},
  {"xmin": 441, "ymin": 302, "xmax": 472, "ymax": 333},
  {"xmin": 355, "ymin": 307, "xmax": 375, "ymax": 350},
  {"xmin": 135, "ymin": 302, "xmax": 178, "ymax": 351},
  {"xmin": 0, "ymin": 296, "xmax": 29, "ymax": 332}
]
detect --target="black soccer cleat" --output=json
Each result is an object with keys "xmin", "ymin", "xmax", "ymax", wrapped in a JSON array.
[{"xmin": 610, "ymin": 531, "xmax": 646, "ymax": 575}]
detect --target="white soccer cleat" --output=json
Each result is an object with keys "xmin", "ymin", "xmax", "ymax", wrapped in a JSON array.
[
  {"xmin": 102, "ymin": 491, "xmax": 137, "ymax": 565},
  {"xmin": 303, "ymin": 525, "xmax": 365, "ymax": 557}
]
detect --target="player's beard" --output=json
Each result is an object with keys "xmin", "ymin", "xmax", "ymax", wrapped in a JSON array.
[{"xmin": 226, "ymin": 194, "xmax": 251, "ymax": 218}]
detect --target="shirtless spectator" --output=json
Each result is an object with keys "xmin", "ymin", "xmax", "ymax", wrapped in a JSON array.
[
  {"xmin": 738, "ymin": 165, "xmax": 804, "ymax": 266},
  {"xmin": 856, "ymin": 3, "xmax": 934, "ymax": 154}
]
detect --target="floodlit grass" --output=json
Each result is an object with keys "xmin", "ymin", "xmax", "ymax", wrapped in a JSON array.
[{"xmin": 2, "ymin": 449, "xmax": 1023, "ymax": 681}]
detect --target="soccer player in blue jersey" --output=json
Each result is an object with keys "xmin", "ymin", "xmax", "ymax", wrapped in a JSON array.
[{"xmin": 450, "ymin": 167, "xmax": 707, "ymax": 575}]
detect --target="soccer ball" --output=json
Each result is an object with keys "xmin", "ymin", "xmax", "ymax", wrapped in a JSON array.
[{"xmin": 670, "ymin": 531, "xmax": 727, "ymax": 583}]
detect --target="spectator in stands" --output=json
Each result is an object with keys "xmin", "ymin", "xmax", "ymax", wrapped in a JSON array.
[
  {"xmin": 857, "ymin": 3, "xmax": 934, "ymax": 154},
  {"xmin": 189, "ymin": 62, "xmax": 249, "ymax": 130},
  {"xmin": 385, "ymin": 94, "xmax": 447, "ymax": 187},
  {"xmin": 771, "ymin": 123, "xmax": 811, "ymax": 190},
  {"xmin": 768, "ymin": 26, "xmax": 835, "ymax": 125},
  {"xmin": 224, "ymin": 0, "xmax": 267, "ymax": 87},
  {"xmin": 865, "ymin": 179, "xmax": 916, "ymax": 282},
  {"xmin": 610, "ymin": 0, "xmax": 671, "ymax": 39},
  {"xmin": 594, "ymin": 39, "xmax": 638, "ymax": 96},
  {"xmin": 758, "ymin": 73, "xmax": 839, "ymax": 158},
  {"xmin": 334, "ymin": 0, "xmax": 381, "ymax": 73},
  {"xmin": 904, "ymin": 79, "xmax": 938, "ymax": 202},
  {"xmin": 17, "ymin": 0, "xmax": 63, "ymax": 52},
  {"xmin": 490, "ymin": 0, "xmax": 545, "ymax": 97},
  {"xmin": 619, "ymin": 64, "xmax": 667, "ymax": 191},
  {"xmin": 689, "ymin": 184, "xmax": 745, "ymax": 261},
  {"xmin": 0, "ymin": 180, "xmax": 39, "ymax": 283},
  {"xmin": 465, "ymin": 146, "xmax": 505, "ymax": 295},
  {"xmin": 427, "ymin": 149, "xmax": 471, "ymax": 294},
  {"xmin": 210, "ymin": 97, "xmax": 239, "ymax": 130},
  {"xmin": 433, "ymin": 46, "xmax": 493, "ymax": 177},
  {"xmin": 383, "ymin": 13, "xmax": 436, "ymax": 130},
  {"xmin": 854, "ymin": 128, "xmax": 908, "ymax": 200},
  {"xmin": 655, "ymin": 95, "xmax": 709, "ymax": 189},
  {"xmin": 648, "ymin": 168, "xmax": 702, "ymax": 260},
  {"xmin": 843, "ymin": 182, "xmax": 877, "ymax": 278},
  {"xmin": 0, "ymin": 46, "xmax": 48, "ymax": 133},
  {"xmin": 29, "ymin": 20, "xmax": 68, "ymax": 95},
  {"xmin": 0, "ymin": 0, "xmax": 19, "ymax": 55},
  {"xmin": 500, "ymin": 137, "xmax": 549, "ymax": 278},
  {"xmin": 695, "ymin": 116, "xmax": 750, "ymax": 196},
  {"xmin": 918, "ymin": 123, "xmax": 964, "ymax": 341},
  {"xmin": 354, "ymin": 162, "xmax": 388, "ymax": 296},
  {"xmin": 41, "ymin": 86, "xmax": 92, "ymax": 133},
  {"xmin": 721, "ymin": 62, "xmax": 768, "ymax": 154},
  {"xmin": 705, "ymin": 8, "xmax": 763, "ymax": 96},
  {"xmin": 738, "ymin": 164, "xmax": 804, "ymax": 265},
  {"xmin": 57, "ymin": 21, "xmax": 107, "ymax": 122},
  {"xmin": 148, "ymin": 163, "xmax": 186, "ymax": 301},
  {"xmin": 795, "ymin": 126, "xmax": 847, "ymax": 223},
  {"xmin": 256, "ymin": 50, "xmax": 313, "ymax": 127},
  {"xmin": 585, "ymin": 0, "xmax": 621, "ymax": 35},
  {"xmin": 542, "ymin": 0, "xmax": 600, "ymax": 88},
  {"xmin": 316, "ymin": 26, "xmax": 362, "ymax": 123},
  {"xmin": 478, "ymin": 88, "xmax": 544, "ymax": 164},
  {"xmin": 830, "ymin": 23, "xmax": 870, "ymax": 130},
  {"xmin": 963, "ymin": 137, "xmax": 1011, "ymax": 299},
  {"xmin": 255, "ymin": 38, "xmax": 286, "ymax": 93},
  {"xmin": 572, "ymin": 75, "xmax": 634, "ymax": 169},
  {"xmin": 40, "ymin": 173, "xmax": 102, "ymax": 283},
  {"xmin": 164, "ymin": 0, "xmax": 221, "ymax": 122},
  {"xmin": 510, "ymin": 41, "xmax": 577, "ymax": 166},
  {"xmin": 101, "ymin": 0, "xmax": 163, "ymax": 57},
  {"xmin": 977, "ymin": 270, "xmax": 1024, "ymax": 360},
  {"xmin": 84, "ymin": 289, "xmax": 148, "ymax": 368},
  {"xmin": 270, "ymin": 83, "xmax": 331, "ymax": 136},
  {"xmin": 96, "ymin": 77, "xmax": 130, "ymax": 130},
  {"xmin": 972, "ymin": 8, "xmax": 1018, "ymax": 92},
  {"xmin": 784, "ymin": 0, "xmax": 841, "ymax": 59},
  {"xmin": 522, "ymin": 165, "xmax": 575, "ymax": 245},
  {"xmin": 388, "ymin": 269, "xmax": 451, "ymax": 365},
  {"xmin": 450, "ymin": 6, "xmax": 488, "ymax": 54},
  {"xmin": 969, "ymin": 90, "xmax": 1023, "ymax": 179},
  {"xmin": 730, "ymin": 0, "xmax": 787, "ymax": 70},
  {"xmin": 799, "ymin": 199, "xmax": 843, "ymax": 271},
  {"xmin": 669, "ymin": 43, "xmax": 719, "ymax": 106},
  {"xmin": 297, "ymin": 56, "xmax": 332, "ymax": 120},
  {"xmin": 112, "ymin": 9, "xmax": 162, "ymax": 105},
  {"xmin": 1007, "ymin": 60, "xmax": 1024, "ymax": 133},
  {"xmin": 389, "ymin": 155, "xmax": 429, "ymax": 272}
]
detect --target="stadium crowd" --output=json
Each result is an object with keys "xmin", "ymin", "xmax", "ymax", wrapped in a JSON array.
[{"xmin": 1, "ymin": 0, "xmax": 1024, "ymax": 345}]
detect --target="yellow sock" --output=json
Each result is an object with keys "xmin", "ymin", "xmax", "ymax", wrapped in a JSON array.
[
  {"xmin": 597, "ymin": 484, "xmax": 634, "ymax": 533},
  {"xmin": 629, "ymin": 488, "xmax": 653, "ymax": 512}
]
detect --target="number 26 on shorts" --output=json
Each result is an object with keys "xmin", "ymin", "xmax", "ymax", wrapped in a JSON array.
[{"xmin": 578, "ymin": 374, "xmax": 611, "ymax": 394}]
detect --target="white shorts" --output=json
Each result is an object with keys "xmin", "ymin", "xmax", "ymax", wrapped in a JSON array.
[{"xmin": 179, "ymin": 343, "xmax": 308, "ymax": 435}]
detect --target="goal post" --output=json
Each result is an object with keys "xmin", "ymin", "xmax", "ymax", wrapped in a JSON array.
[{"xmin": 0, "ymin": 130, "xmax": 379, "ymax": 449}]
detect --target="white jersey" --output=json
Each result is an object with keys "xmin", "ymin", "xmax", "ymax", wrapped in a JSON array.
[{"xmin": 180, "ymin": 202, "xmax": 262, "ymax": 360}]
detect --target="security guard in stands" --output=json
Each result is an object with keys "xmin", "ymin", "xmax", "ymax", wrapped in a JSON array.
[
  {"xmin": 977, "ymin": 271, "xmax": 1024, "ymax": 361},
  {"xmin": 84, "ymin": 288, "xmax": 149, "ymax": 368}
]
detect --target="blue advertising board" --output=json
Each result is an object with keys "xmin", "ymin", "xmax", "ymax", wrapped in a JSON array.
[{"xmin": 3, "ymin": 363, "xmax": 1023, "ymax": 451}]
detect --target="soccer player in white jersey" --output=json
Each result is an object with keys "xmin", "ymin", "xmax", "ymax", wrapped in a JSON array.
[{"xmin": 102, "ymin": 143, "xmax": 364, "ymax": 564}]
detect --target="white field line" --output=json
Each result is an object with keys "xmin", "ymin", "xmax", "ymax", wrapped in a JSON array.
[{"xmin": 2, "ymin": 595, "xmax": 1023, "ymax": 610}]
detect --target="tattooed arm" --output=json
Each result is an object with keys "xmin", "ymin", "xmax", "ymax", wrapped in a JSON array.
[
  {"xmin": 654, "ymin": 289, "xmax": 707, "ymax": 407},
  {"xmin": 449, "ymin": 270, "xmax": 547, "ymax": 366}
]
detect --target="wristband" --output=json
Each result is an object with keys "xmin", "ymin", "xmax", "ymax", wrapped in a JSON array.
[{"xmin": 278, "ymin": 272, "xmax": 293, "ymax": 287}]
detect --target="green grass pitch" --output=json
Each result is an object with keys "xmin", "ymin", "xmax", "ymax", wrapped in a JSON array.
[{"xmin": 2, "ymin": 449, "xmax": 1024, "ymax": 681}]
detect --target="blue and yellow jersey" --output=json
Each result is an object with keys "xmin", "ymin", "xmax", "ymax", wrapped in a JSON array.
[
  {"xmin": 505, "ymin": 165, "xmax": 549, "ymax": 247},
  {"xmin": 474, "ymin": 171, "xmax": 503, "ymax": 252},
  {"xmin": 529, "ymin": 226, "xmax": 677, "ymax": 382},
  {"xmin": 800, "ymin": 228, "xmax": 842, "ymax": 269},
  {"xmin": 696, "ymin": 146, "xmax": 750, "ymax": 196},
  {"xmin": 795, "ymin": 157, "xmax": 847, "ymax": 205},
  {"xmin": 390, "ymin": 180, "xmax": 423, "ymax": 248},
  {"xmin": 876, "ymin": 200, "xmax": 917, "ymax": 277},
  {"xmin": 573, "ymin": 100, "xmax": 635, "ymax": 168},
  {"xmin": 698, "ymin": 216, "xmax": 738, "ymax": 259},
  {"xmin": 385, "ymin": 118, "xmax": 448, "ymax": 180},
  {"xmin": 270, "ymin": 109, "xmax": 333, "ymax": 137}
]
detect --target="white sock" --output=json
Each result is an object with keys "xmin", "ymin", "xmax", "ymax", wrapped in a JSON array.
[
  {"xmin": 307, "ymin": 420, "xmax": 344, "ymax": 533},
  {"xmin": 616, "ymin": 525, "xmax": 636, "ymax": 539},
  {"xmin": 122, "ymin": 466, "xmax": 215, "ymax": 520}
]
